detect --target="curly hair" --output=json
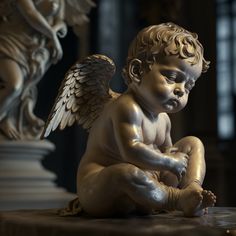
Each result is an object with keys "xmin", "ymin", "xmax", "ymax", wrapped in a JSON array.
[{"xmin": 123, "ymin": 22, "xmax": 210, "ymax": 84}]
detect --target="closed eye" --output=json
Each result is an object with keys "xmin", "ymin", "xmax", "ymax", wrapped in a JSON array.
[
  {"xmin": 161, "ymin": 71, "xmax": 178, "ymax": 83},
  {"xmin": 185, "ymin": 80, "xmax": 195, "ymax": 92}
]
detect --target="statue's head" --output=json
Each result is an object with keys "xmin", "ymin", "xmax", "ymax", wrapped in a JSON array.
[{"xmin": 123, "ymin": 22, "xmax": 210, "ymax": 85}]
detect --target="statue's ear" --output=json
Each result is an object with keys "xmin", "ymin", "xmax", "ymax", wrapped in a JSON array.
[{"xmin": 128, "ymin": 59, "xmax": 143, "ymax": 84}]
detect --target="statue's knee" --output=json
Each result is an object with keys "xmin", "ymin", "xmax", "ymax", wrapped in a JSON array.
[
  {"xmin": 183, "ymin": 136, "xmax": 202, "ymax": 145},
  {"xmin": 175, "ymin": 136, "xmax": 204, "ymax": 154},
  {"xmin": 11, "ymin": 81, "xmax": 23, "ymax": 95},
  {"xmin": 186, "ymin": 136, "xmax": 204, "ymax": 151},
  {"xmin": 5, "ymin": 80, "xmax": 23, "ymax": 98}
]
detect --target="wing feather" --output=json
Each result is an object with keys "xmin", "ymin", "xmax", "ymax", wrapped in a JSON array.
[
  {"xmin": 68, "ymin": 115, "xmax": 76, "ymax": 127},
  {"xmin": 65, "ymin": 0, "xmax": 96, "ymax": 37},
  {"xmin": 51, "ymin": 109, "xmax": 64, "ymax": 132},
  {"xmin": 71, "ymin": 102, "xmax": 79, "ymax": 113},
  {"xmin": 60, "ymin": 111, "xmax": 71, "ymax": 130},
  {"xmin": 42, "ymin": 54, "xmax": 119, "ymax": 138}
]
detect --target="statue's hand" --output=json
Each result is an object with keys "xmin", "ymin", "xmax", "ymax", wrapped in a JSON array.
[
  {"xmin": 53, "ymin": 22, "xmax": 68, "ymax": 38},
  {"xmin": 50, "ymin": 34, "xmax": 63, "ymax": 64},
  {"xmin": 166, "ymin": 151, "xmax": 189, "ymax": 181}
]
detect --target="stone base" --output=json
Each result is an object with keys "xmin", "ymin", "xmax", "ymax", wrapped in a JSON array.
[
  {"xmin": 0, "ymin": 140, "xmax": 76, "ymax": 210},
  {"xmin": 0, "ymin": 207, "xmax": 235, "ymax": 236}
]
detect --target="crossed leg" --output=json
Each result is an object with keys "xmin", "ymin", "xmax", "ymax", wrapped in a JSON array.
[
  {"xmin": 78, "ymin": 163, "xmax": 168, "ymax": 217},
  {"xmin": 160, "ymin": 136, "xmax": 216, "ymax": 216},
  {"xmin": 77, "ymin": 145, "xmax": 216, "ymax": 218}
]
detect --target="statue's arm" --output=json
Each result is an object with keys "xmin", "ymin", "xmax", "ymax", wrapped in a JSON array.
[
  {"xmin": 16, "ymin": 0, "xmax": 55, "ymax": 39},
  {"xmin": 112, "ymin": 103, "xmax": 177, "ymax": 172},
  {"xmin": 16, "ymin": 0, "xmax": 62, "ymax": 62},
  {"xmin": 52, "ymin": 0, "xmax": 67, "ymax": 38}
]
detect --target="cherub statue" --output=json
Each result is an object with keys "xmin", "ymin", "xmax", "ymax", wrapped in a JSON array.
[
  {"xmin": 43, "ymin": 23, "xmax": 216, "ymax": 217},
  {"xmin": 0, "ymin": 0, "xmax": 94, "ymax": 140}
]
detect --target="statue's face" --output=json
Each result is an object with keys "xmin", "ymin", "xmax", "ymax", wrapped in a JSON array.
[
  {"xmin": 137, "ymin": 55, "xmax": 202, "ymax": 113},
  {"xmin": 36, "ymin": 0, "xmax": 60, "ymax": 17}
]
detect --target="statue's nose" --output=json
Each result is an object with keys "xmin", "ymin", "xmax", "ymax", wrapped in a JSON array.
[{"xmin": 174, "ymin": 87, "xmax": 184, "ymax": 97}]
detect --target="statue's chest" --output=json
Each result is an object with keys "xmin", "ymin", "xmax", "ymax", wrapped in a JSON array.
[{"xmin": 142, "ymin": 118, "xmax": 166, "ymax": 146}]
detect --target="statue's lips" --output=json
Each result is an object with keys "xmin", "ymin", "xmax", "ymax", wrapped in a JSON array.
[{"xmin": 166, "ymin": 98, "xmax": 179, "ymax": 107}]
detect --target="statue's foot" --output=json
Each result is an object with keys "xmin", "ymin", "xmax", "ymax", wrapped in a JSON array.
[
  {"xmin": 27, "ymin": 115, "xmax": 44, "ymax": 134},
  {"xmin": 29, "ymin": 116, "xmax": 45, "ymax": 130},
  {"xmin": 201, "ymin": 190, "xmax": 217, "ymax": 212},
  {"xmin": 0, "ymin": 119, "xmax": 20, "ymax": 140},
  {"xmin": 25, "ymin": 117, "xmax": 45, "ymax": 139},
  {"xmin": 178, "ymin": 182, "xmax": 216, "ymax": 217}
]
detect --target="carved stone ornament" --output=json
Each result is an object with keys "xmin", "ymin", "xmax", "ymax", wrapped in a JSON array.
[{"xmin": 0, "ymin": 0, "xmax": 95, "ymax": 140}]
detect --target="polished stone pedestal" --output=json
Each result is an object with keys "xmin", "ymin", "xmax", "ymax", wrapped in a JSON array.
[
  {"xmin": 0, "ymin": 140, "xmax": 76, "ymax": 210},
  {"xmin": 0, "ymin": 207, "xmax": 235, "ymax": 236}
]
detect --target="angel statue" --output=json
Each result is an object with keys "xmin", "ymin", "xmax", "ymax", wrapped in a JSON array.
[
  {"xmin": 43, "ymin": 23, "xmax": 216, "ymax": 217},
  {"xmin": 0, "ymin": 0, "xmax": 95, "ymax": 140}
]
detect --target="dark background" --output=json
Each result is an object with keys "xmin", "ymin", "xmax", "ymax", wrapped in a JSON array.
[{"xmin": 36, "ymin": 0, "xmax": 236, "ymax": 207}]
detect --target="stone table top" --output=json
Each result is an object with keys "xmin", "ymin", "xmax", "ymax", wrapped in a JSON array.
[{"xmin": 0, "ymin": 207, "xmax": 235, "ymax": 236}]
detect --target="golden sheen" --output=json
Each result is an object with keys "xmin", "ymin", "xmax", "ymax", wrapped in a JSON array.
[{"xmin": 44, "ymin": 23, "xmax": 216, "ymax": 217}]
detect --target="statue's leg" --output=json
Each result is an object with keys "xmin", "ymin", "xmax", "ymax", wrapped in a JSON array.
[
  {"xmin": 78, "ymin": 163, "xmax": 168, "ymax": 217},
  {"xmin": 173, "ymin": 136, "xmax": 216, "ymax": 215},
  {"xmin": 22, "ymin": 93, "xmax": 45, "ymax": 138},
  {"xmin": 0, "ymin": 58, "xmax": 23, "ymax": 139},
  {"xmin": 160, "ymin": 136, "xmax": 205, "ymax": 188},
  {"xmin": 174, "ymin": 136, "xmax": 205, "ymax": 188},
  {"xmin": 77, "ymin": 162, "xmax": 213, "ymax": 217},
  {"xmin": 0, "ymin": 58, "xmax": 23, "ymax": 118}
]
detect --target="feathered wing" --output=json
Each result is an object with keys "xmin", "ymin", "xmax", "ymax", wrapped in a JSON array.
[
  {"xmin": 64, "ymin": 0, "xmax": 95, "ymax": 36},
  {"xmin": 42, "ymin": 54, "xmax": 119, "ymax": 138}
]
